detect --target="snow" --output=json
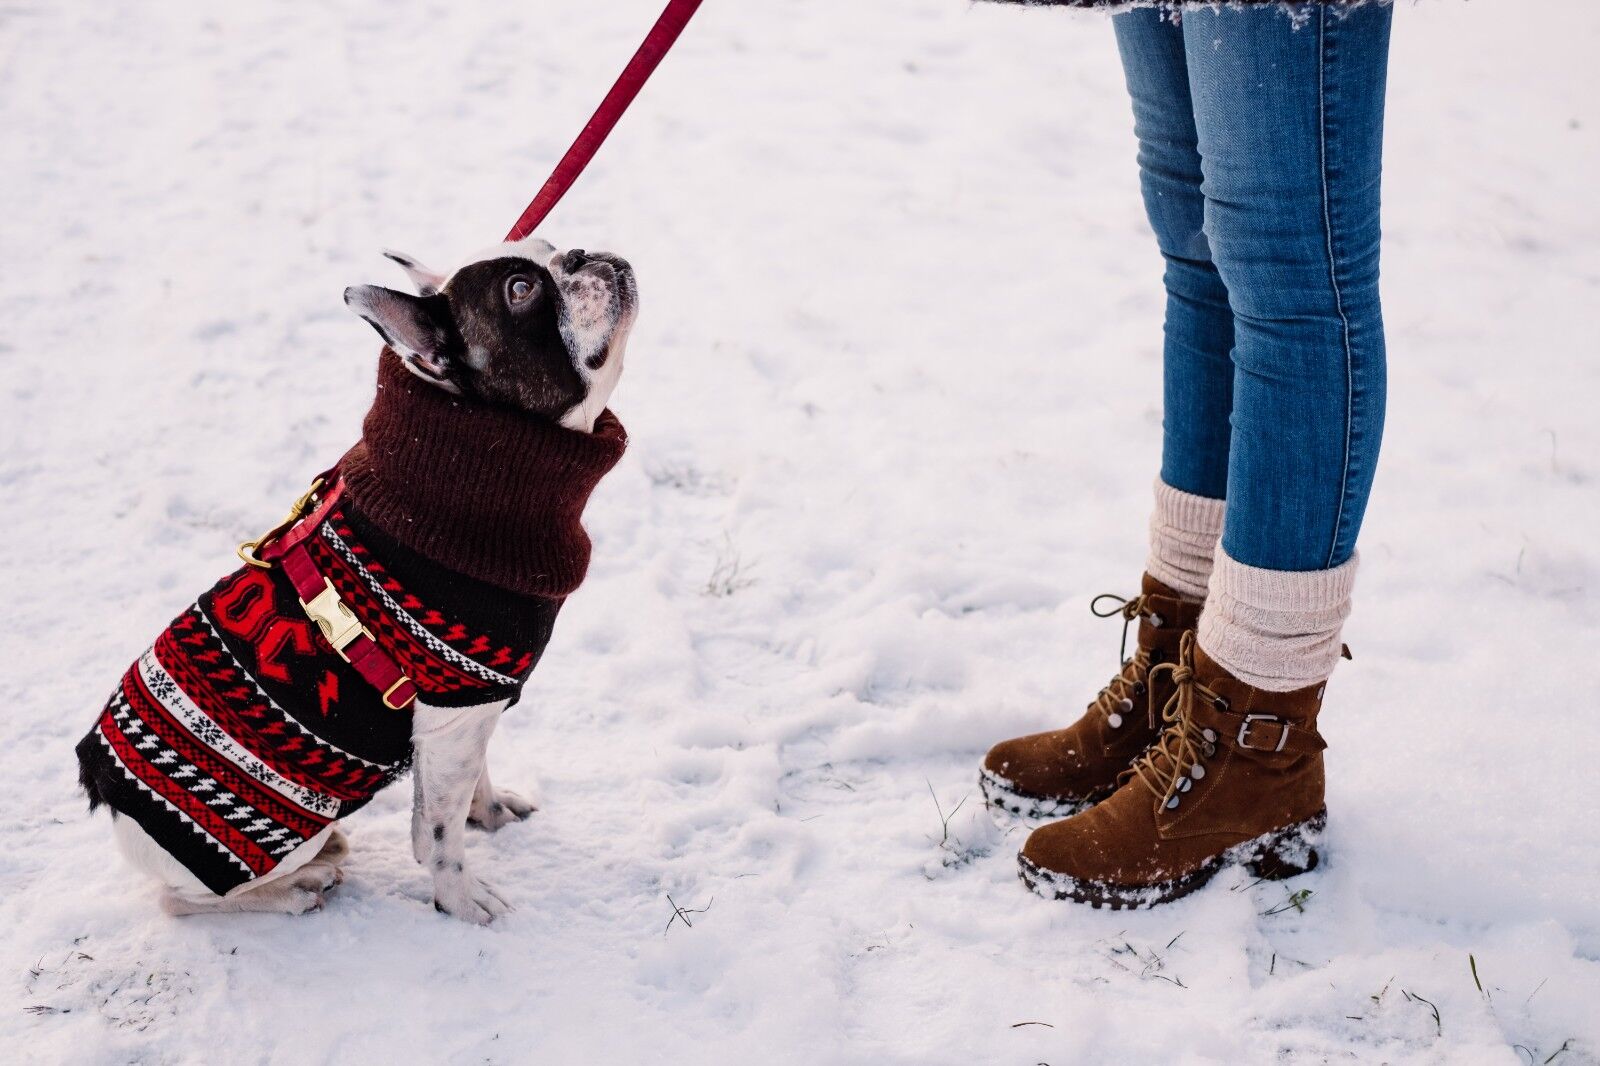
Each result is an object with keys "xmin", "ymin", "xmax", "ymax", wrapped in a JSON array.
[{"xmin": 3, "ymin": 0, "xmax": 1598, "ymax": 1062}]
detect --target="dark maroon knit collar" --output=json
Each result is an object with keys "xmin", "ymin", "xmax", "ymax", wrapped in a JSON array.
[{"xmin": 338, "ymin": 350, "xmax": 627, "ymax": 598}]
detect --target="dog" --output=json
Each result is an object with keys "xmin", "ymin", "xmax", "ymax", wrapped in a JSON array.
[{"xmin": 75, "ymin": 235, "xmax": 636, "ymax": 923}]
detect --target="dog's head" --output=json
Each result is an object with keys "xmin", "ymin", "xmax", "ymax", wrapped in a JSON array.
[{"xmin": 344, "ymin": 236, "xmax": 636, "ymax": 431}]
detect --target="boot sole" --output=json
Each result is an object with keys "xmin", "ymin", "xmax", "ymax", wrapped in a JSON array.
[
  {"xmin": 1017, "ymin": 808, "xmax": 1327, "ymax": 910},
  {"xmin": 978, "ymin": 767, "xmax": 1103, "ymax": 820}
]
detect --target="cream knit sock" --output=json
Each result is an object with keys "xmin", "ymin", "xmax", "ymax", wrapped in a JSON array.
[
  {"xmin": 1145, "ymin": 479, "xmax": 1227, "ymax": 601},
  {"xmin": 1198, "ymin": 547, "xmax": 1359, "ymax": 692}
]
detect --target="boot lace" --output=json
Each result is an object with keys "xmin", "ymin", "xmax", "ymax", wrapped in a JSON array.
[
  {"xmin": 1087, "ymin": 593, "xmax": 1161, "ymax": 729},
  {"xmin": 1130, "ymin": 631, "xmax": 1226, "ymax": 808},
  {"xmin": 1090, "ymin": 592, "xmax": 1162, "ymax": 663}
]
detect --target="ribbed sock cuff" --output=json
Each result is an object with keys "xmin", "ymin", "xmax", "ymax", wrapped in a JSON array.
[
  {"xmin": 1198, "ymin": 547, "xmax": 1359, "ymax": 691},
  {"xmin": 1145, "ymin": 479, "xmax": 1226, "ymax": 601}
]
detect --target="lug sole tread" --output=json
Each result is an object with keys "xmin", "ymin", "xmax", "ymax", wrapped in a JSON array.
[
  {"xmin": 978, "ymin": 767, "xmax": 1104, "ymax": 820},
  {"xmin": 1018, "ymin": 808, "xmax": 1328, "ymax": 909}
]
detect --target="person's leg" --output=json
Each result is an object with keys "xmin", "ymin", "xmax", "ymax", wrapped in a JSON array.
[
  {"xmin": 1113, "ymin": 7, "xmax": 1231, "ymax": 600},
  {"xmin": 1018, "ymin": 2, "xmax": 1393, "ymax": 907},
  {"xmin": 1187, "ymin": 1, "xmax": 1392, "ymax": 689},
  {"xmin": 978, "ymin": 8, "xmax": 1224, "ymax": 818}
]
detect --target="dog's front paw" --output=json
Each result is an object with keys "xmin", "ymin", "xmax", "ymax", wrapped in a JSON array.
[
  {"xmin": 432, "ymin": 873, "xmax": 511, "ymax": 926},
  {"xmin": 468, "ymin": 788, "xmax": 537, "ymax": 831}
]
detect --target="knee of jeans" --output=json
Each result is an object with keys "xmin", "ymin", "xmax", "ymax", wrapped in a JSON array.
[
  {"xmin": 1205, "ymin": 206, "xmax": 1381, "ymax": 325},
  {"xmin": 1143, "ymin": 188, "xmax": 1210, "ymax": 259},
  {"xmin": 1214, "ymin": 241, "xmax": 1372, "ymax": 324},
  {"xmin": 1161, "ymin": 251, "xmax": 1228, "ymax": 308},
  {"xmin": 1228, "ymin": 287, "xmax": 1384, "ymax": 386}
]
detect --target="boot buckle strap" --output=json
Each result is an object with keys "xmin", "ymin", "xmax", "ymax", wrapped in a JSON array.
[{"xmin": 1237, "ymin": 714, "xmax": 1290, "ymax": 753}]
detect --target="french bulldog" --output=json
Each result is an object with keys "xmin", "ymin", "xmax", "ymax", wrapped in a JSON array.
[{"xmin": 77, "ymin": 235, "xmax": 636, "ymax": 923}]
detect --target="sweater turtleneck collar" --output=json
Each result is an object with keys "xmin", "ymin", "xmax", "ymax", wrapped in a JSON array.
[{"xmin": 338, "ymin": 349, "xmax": 627, "ymax": 598}]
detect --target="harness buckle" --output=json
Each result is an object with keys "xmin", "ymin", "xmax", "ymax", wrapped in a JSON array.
[
  {"xmin": 381, "ymin": 677, "xmax": 417, "ymax": 711},
  {"xmin": 1236, "ymin": 714, "xmax": 1289, "ymax": 753},
  {"xmin": 300, "ymin": 578, "xmax": 371, "ymax": 660}
]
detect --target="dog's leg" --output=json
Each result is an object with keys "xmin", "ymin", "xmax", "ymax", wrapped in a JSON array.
[
  {"xmin": 411, "ymin": 698, "xmax": 512, "ymax": 924},
  {"xmin": 290, "ymin": 826, "xmax": 349, "ymax": 887},
  {"xmin": 113, "ymin": 813, "xmax": 345, "ymax": 917},
  {"xmin": 161, "ymin": 863, "xmax": 339, "ymax": 916},
  {"xmin": 467, "ymin": 761, "xmax": 537, "ymax": 831}
]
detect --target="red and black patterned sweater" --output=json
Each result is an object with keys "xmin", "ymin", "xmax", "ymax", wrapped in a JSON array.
[{"xmin": 76, "ymin": 351, "xmax": 627, "ymax": 896}]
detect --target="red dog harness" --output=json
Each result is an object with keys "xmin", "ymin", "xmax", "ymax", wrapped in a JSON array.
[{"xmin": 244, "ymin": 475, "xmax": 419, "ymax": 712}]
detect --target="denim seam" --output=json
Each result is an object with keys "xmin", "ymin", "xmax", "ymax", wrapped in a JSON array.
[{"xmin": 1317, "ymin": 6, "xmax": 1356, "ymax": 571}]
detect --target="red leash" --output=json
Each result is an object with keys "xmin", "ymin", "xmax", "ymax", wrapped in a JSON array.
[{"xmin": 504, "ymin": 0, "xmax": 705, "ymax": 242}]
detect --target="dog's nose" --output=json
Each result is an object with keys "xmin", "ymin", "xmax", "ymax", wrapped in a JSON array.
[{"xmin": 562, "ymin": 249, "xmax": 589, "ymax": 271}]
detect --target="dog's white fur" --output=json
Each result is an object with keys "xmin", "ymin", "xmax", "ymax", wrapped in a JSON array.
[
  {"xmin": 561, "ymin": 301, "xmax": 630, "ymax": 433},
  {"xmin": 109, "ymin": 231, "xmax": 625, "ymax": 923}
]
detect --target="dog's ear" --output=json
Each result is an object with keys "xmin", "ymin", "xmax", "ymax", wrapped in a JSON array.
[
  {"xmin": 382, "ymin": 249, "xmax": 448, "ymax": 296},
  {"xmin": 343, "ymin": 285, "xmax": 452, "ymax": 362}
]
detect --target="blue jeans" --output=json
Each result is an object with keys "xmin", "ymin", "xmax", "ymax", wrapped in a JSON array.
[{"xmin": 1114, "ymin": 3, "xmax": 1392, "ymax": 571}]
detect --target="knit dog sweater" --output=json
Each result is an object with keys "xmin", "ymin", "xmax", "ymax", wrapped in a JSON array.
[{"xmin": 76, "ymin": 352, "xmax": 627, "ymax": 895}]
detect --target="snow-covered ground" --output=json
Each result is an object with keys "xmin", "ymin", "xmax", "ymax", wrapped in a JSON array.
[{"xmin": 4, "ymin": 0, "xmax": 1598, "ymax": 1062}]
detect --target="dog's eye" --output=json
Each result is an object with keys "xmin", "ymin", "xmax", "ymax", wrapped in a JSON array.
[{"xmin": 506, "ymin": 276, "xmax": 538, "ymax": 306}]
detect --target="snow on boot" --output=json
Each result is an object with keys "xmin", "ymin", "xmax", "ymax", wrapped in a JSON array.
[
  {"xmin": 1018, "ymin": 632, "xmax": 1329, "ymax": 908},
  {"xmin": 979, "ymin": 575, "xmax": 1203, "ymax": 818}
]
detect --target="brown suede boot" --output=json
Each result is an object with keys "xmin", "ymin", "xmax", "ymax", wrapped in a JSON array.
[
  {"xmin": 979, "ymin": 575, "xmax": 1204, "ymax": 818},
  {"xmin": 1017, "ymin": 632, "xmax": 1329, "ymax": 908}
]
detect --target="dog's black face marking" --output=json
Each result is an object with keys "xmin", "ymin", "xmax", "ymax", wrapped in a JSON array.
[
  {"xmin": 446, "ymin": 256, "xmax": 589, "ymax": 416},
  {"xmin": 346, "ymin": 257, "xmax": 583, "ymax": 419},
  {"xmin": 346, "ymin": 243, "xmax": 636, "ymax": 426}
]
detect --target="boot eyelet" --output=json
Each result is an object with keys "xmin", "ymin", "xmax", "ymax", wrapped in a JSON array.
[
  {"xmin": 1117, "ymin": 697, "xmax": 1134, "ymax": 713},
  {"xmin": 1190, "ymin": 763, "xmax": 1205, "ymax": 780},
  {"xmin": 1202, "ymin": 728, "xmax": 1217, "ymax": 743},
  {"xmin": 1149, "ymin": 613, "xmax": 1165, "ymax": 628},
  {"xmin": 1165, "ymin": 794, "xmax": 1181, "ymax": 809},
  {"xmin": 1176, "ymin": 776, "xmax": 1192, "ymax": 793},
  {"xmin": 1107, "ymin": 713, "xmax": 1124, "ymax": 728},
  {"xmin": 1133, "ymin": 682, "xmax": 1147, "ymax": 696},
  {"xmin": 1212, "ymin": 696, "xmax": 1230, "ymax": 713}
]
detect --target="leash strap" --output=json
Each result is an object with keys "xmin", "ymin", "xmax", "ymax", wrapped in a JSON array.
[{"xmin": 504, "ymin": 0, "xmax": 704, "ymax": 241}]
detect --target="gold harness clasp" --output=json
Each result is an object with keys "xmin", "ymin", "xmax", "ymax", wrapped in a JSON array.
[{"xmin": 236, "ymin": 476, "xmax": 327, "ymax": 570}]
